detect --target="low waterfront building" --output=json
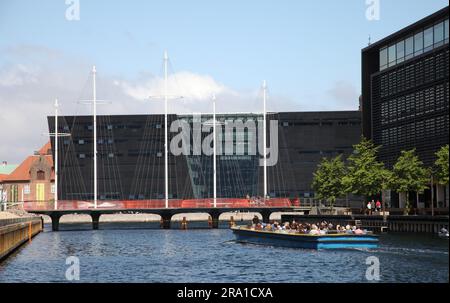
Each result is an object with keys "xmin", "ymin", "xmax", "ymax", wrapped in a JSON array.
[
  {"xmin": 1, "ymin": 142, "xmax": 54, "ymax": 207},
  {"xmin": 0, "ymin": 161, "xmax": 18, "ymax": 210}
]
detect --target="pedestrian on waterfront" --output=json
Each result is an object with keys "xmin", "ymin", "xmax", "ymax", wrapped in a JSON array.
[
  {"xmin": 366, "ymin": 201, "xmax": 372, "ymax": 215},
  {"xmin": 376, "ymin": 200, "xmax": 382, "ymax": 213}
]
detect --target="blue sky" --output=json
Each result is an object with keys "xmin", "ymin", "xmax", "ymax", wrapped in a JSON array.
[
  {"xmin": 1, "ymin": 0, "xmax": 448, "ymax": 98},
  {"xmin": 0, "ymin": 0, "xmax": 448, "ymax": 162}
]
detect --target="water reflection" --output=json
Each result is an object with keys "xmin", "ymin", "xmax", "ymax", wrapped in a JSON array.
[{"xmin": 0, "ymin": 227, "xmax": 448, "ymax": 283}]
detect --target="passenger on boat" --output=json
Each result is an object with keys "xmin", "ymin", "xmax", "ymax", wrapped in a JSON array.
[
  {"xmin": 309, "ymin": 224, "xmax": 321, "ymax": 235},
  {"xmin": 252, "ymin": 215, "xmax": 260, "ymax": 225}
]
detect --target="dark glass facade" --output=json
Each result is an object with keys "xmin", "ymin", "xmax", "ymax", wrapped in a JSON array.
[
  {"xmin": 48, "ymin": 111, "xmax": 362, "ymax": 201},
  {"xmin": 362, "ymin": 6, "xmax": 449, "ymax": 168}
]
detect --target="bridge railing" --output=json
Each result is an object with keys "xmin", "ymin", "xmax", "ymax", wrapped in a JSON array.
[{"xmin": 18, "ymin": 198, "xmax": 295, "ymax": 211}]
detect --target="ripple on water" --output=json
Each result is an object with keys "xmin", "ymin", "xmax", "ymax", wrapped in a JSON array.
[{"xmin": 0, "ymin": 229, "xmax": 448, "ymax": 283}]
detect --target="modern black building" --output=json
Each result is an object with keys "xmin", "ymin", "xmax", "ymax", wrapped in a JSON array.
[
  {"xmin": 361, "ymin": 7, "xmax": 449, "ymax": 207},
  {"xmin": 48, "ymin": 111, "xmax": 362, "ymax": 202}
]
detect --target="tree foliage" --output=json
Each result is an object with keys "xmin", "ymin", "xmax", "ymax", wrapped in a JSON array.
[
  {"xmin": 434, "ymin": 144, "xmax": 449, "ymax": 186},
  {"xmin": 389, "ymin": 149, "xmax": 429, "ymax": 212},
  {"xmin": 311, "ymin": 155, "xmax": 347, "ymax": 208},
  {"xmin": 342, "ymin": 136, "xmax": 390, "ymax": 198}
]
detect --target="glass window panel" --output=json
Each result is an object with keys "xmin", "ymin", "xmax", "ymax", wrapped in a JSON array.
[
  {"xmin": 414, "ymin": 31, "xmax": 423, "ymax": 55},
  {"xmin": 445, "ymin": 19, "xmax": 449, "ymax": 42},
  {"xmin": 388, "ymin": 44, "xmax": 396, "ymax": 67},
  {"xmin": 424, "ymin": 27, "xmax": 433, "ymax": 50},
  {"xmin": 396, "ymin": 40, "xmax": 405, "ymax": 63},
  {"xmin": 405, "ymin": 36, "xmax": 414, "ymax": 59},
  {"xmin": 434, "ymin": 21, "xmax": 444, "ymax": 44},
  {"xmin": 379, "ymin": 47, "xmax": 388, "ymax": 70}
]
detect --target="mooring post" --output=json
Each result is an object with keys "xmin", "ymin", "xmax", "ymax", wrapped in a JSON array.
[
  {"xmin": 229, "ymin": 216, "xmax": 235, "ymax": 228},
  {"xmin": 181, "ymin": 216, "xmax": 187, "ymax": 230}
]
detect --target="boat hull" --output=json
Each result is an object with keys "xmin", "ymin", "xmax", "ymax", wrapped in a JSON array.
[{"xmin": 231, "ymin": 227, "xmax": 379, "ymax": 249}]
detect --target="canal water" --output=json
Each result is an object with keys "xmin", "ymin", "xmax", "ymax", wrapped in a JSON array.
[{"xmin": 0, "ymin": 223, "xmax": 448, "ymax": 283}]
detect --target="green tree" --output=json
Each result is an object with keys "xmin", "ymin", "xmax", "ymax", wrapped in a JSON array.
[
  {"xmin": 435, "ymin": 145, "xmax": 449, "ymax": 187},
  {"xmin": 389, "ymin": 149, "xmax": 429, "ymax": 215},
  {"xmin": 311, "ymin": 155, "xmax": 347, "ymax": 210},
  {"xmin": 343, "ymin": 137, "xmax": 391, "ymax": 201}
]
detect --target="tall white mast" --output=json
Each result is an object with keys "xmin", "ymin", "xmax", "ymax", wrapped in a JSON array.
[
  {"xmin": 46, "ymin": 99, "xmax": 70, "ymax": 210},
  {"xmin": 92, "ymin": 66, "xmax": 98, "ymax": 209},
  {"xmin": 54, "ymin": 99, "xmax": 59, "ymax": 210},
  {"xmin": 263, "ymin": 80, "xmax": 267, "ymax": 200},
  {"xmin": 164, "ymin": 51, "xmax": 169, "ymax": 209},
  {"xmin": 148, "ymin": 51, "xmax": 183, "ymax": 208},
  {"xmin": 212, "ymin": 94, "xmax": 217, "ymax": 208}
]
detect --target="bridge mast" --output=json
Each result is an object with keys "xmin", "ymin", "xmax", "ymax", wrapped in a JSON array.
[
  {"xmin": 54, "ymin": 99, "xmax": 59, "ymax": 210},
  {"xmin": 92, "ymin": 66, "xmax": 98, "ymax": 209},
  {"xmin": 163, "ymin": 51, "xmax": 169, "ymax": 209},
  {"xmin": 46, "ymin": 99, "xmax": 70, "ymax": 210},
  {"xmin": 263, "ymin": 80, "xmax": 267, "ymax": 201},
  {"xmin": 213, "ymin": 94, "xmax": 217, "ymax": 208}
]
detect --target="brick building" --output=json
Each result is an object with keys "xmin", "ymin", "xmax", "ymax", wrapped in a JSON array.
[{"xmin": 0, "ymin": 142, "xmax": 54, "ymax": 206}]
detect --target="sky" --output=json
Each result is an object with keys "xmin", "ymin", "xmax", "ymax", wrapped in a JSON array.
[{"xmin": 0, "ymin": 0, "xmax": 448, "ymax": 163}]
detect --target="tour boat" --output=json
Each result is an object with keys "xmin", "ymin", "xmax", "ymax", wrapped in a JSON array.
[{"xmin": 231, "ymin": 226, "xmax": 379, "ymax": 249}]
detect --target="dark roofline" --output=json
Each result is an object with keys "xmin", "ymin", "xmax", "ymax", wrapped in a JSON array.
[
  {"xmin": 50, "ymin": 110, "xmax": 361, "ymax": 119},
  {"xmin": 362, "ymin": 6, "xmax": 449, "ymax": 52}
]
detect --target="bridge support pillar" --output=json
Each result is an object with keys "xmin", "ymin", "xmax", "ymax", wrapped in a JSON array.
[
  {"xmin": 261, "ymin": 209, "xmax": 272, "ymax": 224},
  {"xmin": 209, "ymin": 210, "xmax": 221, "ymax": 229},
  {"xmin": 91, "ymin": 212, "xmax": 101, "ymax": 230},
  {"xmin": 50, "ymin": 213, "xmax": 61, "ymax": 231},
  {"xmin": 160, "ymin": 213, "xmax": 172, "ymax": 229}
]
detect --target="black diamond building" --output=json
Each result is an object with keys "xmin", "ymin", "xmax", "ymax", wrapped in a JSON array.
[
  {"xmin": 361, "ymin": 6, "xmax": 449, "ymax": 208},
  {"xmin": 48, "ymin": 111, "xmax": 362, "ymax": 203}
]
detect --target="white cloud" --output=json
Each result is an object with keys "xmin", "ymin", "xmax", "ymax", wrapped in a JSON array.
[
  {"xmin": 0, "ymin": 44, "xmax": 358, "ymax": 164},
  {"xmin": 0, "ymin": 64, "xmax": 39, "ymax": 87},
  {"xmin": 117, "ymin": 71, "xmax": 235, "ymax": 104}
]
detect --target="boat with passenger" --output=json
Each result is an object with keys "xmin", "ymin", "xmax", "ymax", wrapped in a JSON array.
[{"xmin": 231, "ymin": 219, "xmax": 379, "ymax": 249}]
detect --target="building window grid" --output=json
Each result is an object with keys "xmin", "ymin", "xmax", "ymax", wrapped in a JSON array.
[
  {"xmin": 372, "ymin": 47, "xmax": 449, "ymax": 164},
  {"xmin": 379, "ymin": 18, "xmax": 449, "ymax": 71}
]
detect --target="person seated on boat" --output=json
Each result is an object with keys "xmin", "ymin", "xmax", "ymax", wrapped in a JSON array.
[
  {"xmin": 283, "ymin": 222, "xmax": 291, "ymax": 230},
  {"xmin": 353, "ymin": 226, "xmax": 364, "ymax": 235},
  {"xmin": 252, "ymin": 215, "xmax": 260, "ymax": 225},
  {"xmin": 309, "ymin": 224, "xmax": 321, "ymax": 235},
  {"xmin": 345, "ymin": 225, "xmax": 353, "ymax": 234},
  {"xmin": 291, "ymin": 221, "xmax": 298, "ymax": 230},
  {"xmin": 265, "ymin": 224, "xmax": 273, "ymax": 231},
  {"xmin": 255, "ymin": 223, "xmax": 263, "ymax": 230}
]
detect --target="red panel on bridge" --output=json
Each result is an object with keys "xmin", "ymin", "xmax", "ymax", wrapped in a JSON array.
[{"xmin": 22, "ymin": 198, "xmax": 293, "ymax": 211}]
